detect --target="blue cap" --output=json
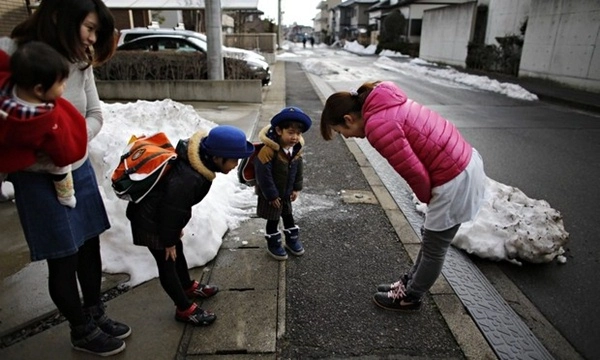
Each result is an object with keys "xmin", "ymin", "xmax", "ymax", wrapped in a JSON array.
[
  {"xmin": 270, "ymin": 106, "xmax": 312, "ymax": 132},
  {"xmin": 201, "ymin": 125, "xmax": 254, "ymax": 158}
]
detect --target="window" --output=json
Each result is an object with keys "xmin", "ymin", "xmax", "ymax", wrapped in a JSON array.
[{"xmin": 410, "ymin": 19, "xmax": 422, "ymax": 36}]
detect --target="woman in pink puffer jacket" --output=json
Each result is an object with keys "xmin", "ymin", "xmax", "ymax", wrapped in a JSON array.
[{"xmin": 321, "ymin": 81, "xmax": 486, "ymax": 311}]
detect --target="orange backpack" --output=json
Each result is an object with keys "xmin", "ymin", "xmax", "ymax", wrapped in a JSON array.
[{"xmin": 111, "ymin": 132, "xmax": 177, "ymax": 203}]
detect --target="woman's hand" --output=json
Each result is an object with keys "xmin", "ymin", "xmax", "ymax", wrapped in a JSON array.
[{"xmin": 165, "ymin": 246, "xmax": 177, "ymax": 261}]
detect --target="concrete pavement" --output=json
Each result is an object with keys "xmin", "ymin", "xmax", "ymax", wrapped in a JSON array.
[{"xmin": 0, "ymin": 57, "xmax": 596, "ymax": 359}]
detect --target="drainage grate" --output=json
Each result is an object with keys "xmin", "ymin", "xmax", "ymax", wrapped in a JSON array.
[{"xmin": 356, "ymin": 139, "xmax": 554, "ymax": 360}]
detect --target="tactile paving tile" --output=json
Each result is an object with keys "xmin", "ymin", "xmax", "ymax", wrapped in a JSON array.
[{"xmin": 357, "ymin": 140, "xmax": 554, "ymax": 360}]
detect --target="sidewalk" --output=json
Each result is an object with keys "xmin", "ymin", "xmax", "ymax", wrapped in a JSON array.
[
  {"xmin": 0, "ymin": 61, "xmax": 286, "ymax": 360},
  {"xmin": 0, "ymin": 58, "xmax": 595, "ymax": 359}
]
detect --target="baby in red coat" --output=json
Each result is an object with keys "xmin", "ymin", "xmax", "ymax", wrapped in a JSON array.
[{"xmin": 0, "ymin": 41, "xmax": 87, "ymax": 208}]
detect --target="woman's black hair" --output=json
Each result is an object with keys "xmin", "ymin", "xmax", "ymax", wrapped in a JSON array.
[
  {"xmin": 11, "ymin": 0, "xmax": 116, "ymax": 67},
  {"xmin": 10, "ymin": 41, "xmax": 69, "ymax": 92}
]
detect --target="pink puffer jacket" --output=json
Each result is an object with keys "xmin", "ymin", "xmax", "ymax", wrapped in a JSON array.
[{"xmin": 363, "ymin": 81, "xmax": 472, "ymax": 204}]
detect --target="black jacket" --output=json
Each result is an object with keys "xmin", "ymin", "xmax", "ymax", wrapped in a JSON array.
[{"xmin": 126, "ymin": 130, "xmax": 217, "ymax": 249}]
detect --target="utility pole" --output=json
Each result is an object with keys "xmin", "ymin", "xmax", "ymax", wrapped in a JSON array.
[
  {"xmin": 277, "ymin": 0, "xmax": 282, "ymax": 50},
  {"xmin": 206, "ymin": 0, "xmax": 224, "ymax": 80}
]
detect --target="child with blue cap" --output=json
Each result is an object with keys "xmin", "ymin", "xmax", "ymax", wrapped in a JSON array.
[
  {"xmin": 254, "ymin": 106, "xmax": 312, "ymax": 260},
  {"xmin": 126, "ymin": 125, "xmax": 254, "ymax": 326}
]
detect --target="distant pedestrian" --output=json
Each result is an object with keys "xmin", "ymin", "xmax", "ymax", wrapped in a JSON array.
[
  {"xmin": 320, "ymin": 81, "xmax": 487, "ymax": 311},
  {"xmin": 126, "ymin": 125, "xmax": 254, "ymax": 326},
  {"xmin": 309, "ymin": 36, "xmax": 315, "ymax": 47},
  {"xmin": 302, "ymin": 36, "xmax": 307, "ymax": 48},
  {"xmin": 254, "ymin": 107, "xmax": 312, "ymax": 260},
  {"xmin": 0, "ymin": 41, "xmax": 87, "ymax": 209}
]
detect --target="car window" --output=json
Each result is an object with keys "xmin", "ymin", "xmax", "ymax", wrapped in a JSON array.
[{"xmin": 118, "ymin": 38, "xmax": 157, "ymax": 51}]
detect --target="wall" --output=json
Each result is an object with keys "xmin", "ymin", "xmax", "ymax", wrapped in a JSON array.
[
  {"xmin": 96, "ymin": 80, "xmax": 263, "ymax": 103},
  {"xmin": 224, "ymin": 33, "xmax": 276, "ymax": 53},
  {"xmin": 0, "ymin": 0, "xmax": 29, "ymax": 37},
  {"xmin": 520, "ymin": 0, "xmax": 600, "ymax": 91},
  {"xmin": 485, "ymin": 0, "xmax": 530, "ymax": 44},
  {"xmin": 419, "ymin": 2, "xmax": 477, "ymax": 67}
]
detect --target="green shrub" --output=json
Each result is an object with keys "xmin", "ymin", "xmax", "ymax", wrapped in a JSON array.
[
  {"xmin": 466, "ymin": 35, "xmax": 523, "ymax": 76},
  {"xmin": 94, "ymin": 51, "xmax": 257, "ymax": 81}
]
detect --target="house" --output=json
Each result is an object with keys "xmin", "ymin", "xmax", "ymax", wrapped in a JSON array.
[
  {"xmin": 366, "ymin": 0, "xmax": 466, "ymax": 45},
  {"xmin": 97, "ymin": 0, "xmax": 261, "ymax": 33},
  {"xmin": 418, "ymin": 0, "xmax": 600, "ymax": 92},
  {"xmin": 0, "ymin": 0, "xmax": 30, "ymax": 37},
  {"xmin": 332, "ymin": 0, "xmax": 378, "ymax": 43},
  {"xmin": 225, "ymin": 8, "xmax": 266, "ymax": 33},
  {"xmin": 313, "ymin": 1, "xmax": 329, "ymax": 43},
  {"xmin": 315, "ymin": 0, "xmax": 343, "ymax": 45}
]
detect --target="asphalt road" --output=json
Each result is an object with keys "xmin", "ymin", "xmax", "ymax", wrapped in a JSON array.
[{"xmin": 286, "ymin": 48, "xmax": 600, "ymax": 359}]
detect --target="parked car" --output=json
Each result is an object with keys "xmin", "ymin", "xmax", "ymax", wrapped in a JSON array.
[
  {"xmin": 117, "ymin": 27, "xmax": 267, "ymax": 63},
  {"xmin": 116, "ymin": 34, "xmax": 271, "ymax": 86}
]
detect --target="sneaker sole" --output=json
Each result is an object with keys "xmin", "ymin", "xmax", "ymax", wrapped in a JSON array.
[
  {"xmin": 372, "ymin": 296, "xmax": 421, "ymax": 312},
  {"xmin": 267, "ymin": 250, "xmax": 288, "ymax": 260},
  {"xmin": 114, "ymin": 327, "xmax": 132, "ymax": 340},
  {"xmin": 175, "ymin": 317, "xmax": 216, "ymax": 326},
  {"xmin": 73, "ymin": 342, "xmax": 126, "ymax": 357}
]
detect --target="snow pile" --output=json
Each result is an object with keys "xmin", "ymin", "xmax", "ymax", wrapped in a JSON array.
[
  {"xmin": 89, "ymin": 99, "xmax": 256, "ymax": 286},
  {"xmin": 374, "ymin": 56, "xmax": 538, "ymax": 101},
  {"xmin": 451, "ymin": 178, "xmax": 569, "ymax": 265}
]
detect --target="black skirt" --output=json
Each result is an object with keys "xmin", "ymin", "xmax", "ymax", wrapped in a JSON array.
[{"xmin": 256, "ymin": 190, "xmax": 292, "ymax": 221}]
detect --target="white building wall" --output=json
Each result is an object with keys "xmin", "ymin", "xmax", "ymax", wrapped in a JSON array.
[
  {"xmin": 158, "ymin": 10, "xmax": 182, "ymax": 28},
  {"xmin": 485, "ymin": 0, "xmax": 531, "ymax": 44},
  {"xmin": 419, "ymin": 2, "xmax": 477, "ymax": 67},
  {"xmin": 520, "ymin": 0, "xmax": 600, "ymax": 91}
]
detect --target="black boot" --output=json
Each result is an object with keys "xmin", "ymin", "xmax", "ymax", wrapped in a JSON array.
[
  {"xmin": 283, "ymin": 226, "xmax": 305, "ymax": 256},
  {"xmin": 265, "ymin": 232, "xmax": 288, "ymax": 260},
  {"xmin": 84, "ymin": 303, "xmax": 132, "ymax": 340},
  {"xmin": 71, "ymin": 318, "xmax": 126, "ymax": 356}
]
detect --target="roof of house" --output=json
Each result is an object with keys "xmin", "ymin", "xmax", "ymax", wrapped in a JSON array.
[
  {"xmin": 101, "ymin": 0, "xmax": 259, "ymax": 10},
  {"xmin": 337, "ymin": 0, "xmax": 379, "ymax": 8}
]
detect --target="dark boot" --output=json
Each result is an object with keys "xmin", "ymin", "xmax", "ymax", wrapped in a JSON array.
[
  {"xmin": 283, "ymin": 226, "xmax": 305, "ymax": 256},
  {"xmin": 84, "ymin": 303, "xmax": 132, "ymax": 340},
  {"xmin": 265, "ymin": 232, "xmax": 288, "ymax": 260},
  {"xmin": 71, "ymin": 318, "xmax": 125, "ymax": 356}
]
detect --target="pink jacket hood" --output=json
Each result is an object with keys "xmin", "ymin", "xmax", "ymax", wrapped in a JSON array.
[{"xmin": 362, "ymin": 81, "xmax": 472, "ymax": 203}]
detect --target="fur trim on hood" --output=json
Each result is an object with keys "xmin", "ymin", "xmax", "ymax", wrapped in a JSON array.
[{"xmin": 188, "ymin": 130, "xmax": 216, "ymax": 181}]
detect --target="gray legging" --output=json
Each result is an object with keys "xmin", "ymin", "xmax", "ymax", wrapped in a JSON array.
[{"xmin": 406, "ymin": 224, "xmax": 461, "ymax": 300}]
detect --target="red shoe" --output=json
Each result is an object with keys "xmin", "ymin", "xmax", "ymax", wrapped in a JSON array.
[
  {"xmin": 175, "ymin": 303, "xmax": 216, "ymax": 326},
  {"xmin": 185, "ymin": 280, "xmax": 219, "ymax": 299}
]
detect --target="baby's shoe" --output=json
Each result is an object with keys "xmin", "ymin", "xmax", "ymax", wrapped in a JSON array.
[{"xmin": 55, "ymin": 172, "xmax": 76, "ymax": 208}]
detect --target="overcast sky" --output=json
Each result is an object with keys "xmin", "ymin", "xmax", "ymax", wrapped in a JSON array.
[{"xmin": 257, "ymin": 0, "xmax": 321, "ymax": 26}]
